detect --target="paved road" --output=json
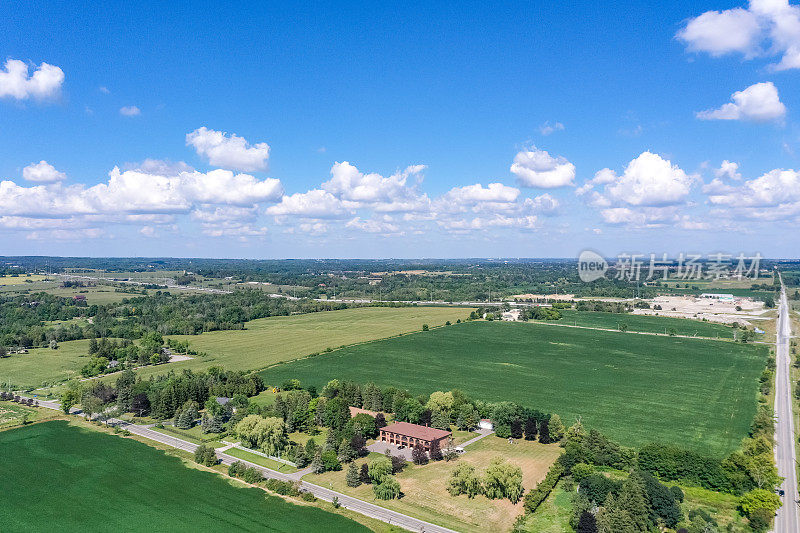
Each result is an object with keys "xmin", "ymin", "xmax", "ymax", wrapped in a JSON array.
[
  {"xmin": 19, "ymin": 396, "xmax": 457, "ymax": 533},
  {"xmin": 774, "ymin": 276, "xmax": 799, "ymax": 533}
]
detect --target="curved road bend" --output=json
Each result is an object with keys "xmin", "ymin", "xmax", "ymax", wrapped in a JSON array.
[
  {"xmin": 18, "ymin": 396, "xmax": 456, "ymax": 533},
  {"xmin": 775, "ymin": 277, "xmax": 799, "ymax": 533}
]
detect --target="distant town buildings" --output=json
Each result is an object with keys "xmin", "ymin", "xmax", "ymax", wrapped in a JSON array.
[{"xmin": 699, "ymin": 293, "xmax": 735, "ymax": 301}]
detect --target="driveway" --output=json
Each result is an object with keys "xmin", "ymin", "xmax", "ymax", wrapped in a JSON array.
[{"xmin": 366, "ymin": 440, "xmax": 413, "ymax": 460}]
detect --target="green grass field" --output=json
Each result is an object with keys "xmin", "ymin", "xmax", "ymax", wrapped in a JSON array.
[
  {"xmin": 0, "ymin": 274, "xmax": 47, "ymax": 285},
  {"xmin": 5, "ymin": 307, "xmax": 471, "ymax": 390},
  {"xmin": 262, "ymin": 321, "xmax": 766, "ymax": 455},
  {"xmin": 125, "ymin": 306, "xmax": 471, "ymax": 379},
  {"xmin": 559, "ymin": 310, "xmax": 735, "ymax": 338},
  {"xmin": 0, "ymin": 339, "xmax": 92, "ymax": 390},
  {"xmin": 0, "ymin": 421, "xmax": 366, "ymax": 532}
]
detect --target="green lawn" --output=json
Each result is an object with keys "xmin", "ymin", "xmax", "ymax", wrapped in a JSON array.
[
  {"xmin": 262, "ymin": 321, "xmax": 766, "ymax": 455},
  {"xmin": 129, "ymin": 306, "xmax": 472, "ymax": 380},
  {"xmin": 0, "ymin": 338, "xmax": 92, "ymax": 390},
  {"xmin": 520, "ymin": 481, "xmax": 573, "ymax": 532},
  {"xmin": 558, "ymin": 310, "xmax": 735, "ymax": 338},
  {"xmin": 0, "ymin": 421, "xmax": 366, "ymax": 532},
  {"xmin": 224, "ymin": 446, "xmax": 298, "ymax": 473},
  {"xmin": 149, "ymin": 424, "xmax": 225, "ymax": 445}
]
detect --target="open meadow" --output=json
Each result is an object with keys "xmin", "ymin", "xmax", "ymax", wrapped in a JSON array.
[
  {"xmin": 0, "ymin": 421, "xmax": 367, "ymax": 532},
  {"xmin": 0, "ymin": 339, "xmax": 92, "ymax": 390},
  {"xmin": 130, "ymin": 306, "xmax": 472, "ymax": 377},
  {"xmin": 0, "ymin": 274, "xmax": 47, "ymax": 286},
  {"xmin": 3, "ymin": 306, "xmax": 471, "ymax": 390},
  {"xmin": 262, "ymin": 321, "xmax": 767, "ymax": 455}
]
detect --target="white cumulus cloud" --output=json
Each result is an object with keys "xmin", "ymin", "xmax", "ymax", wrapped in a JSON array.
[
  {"xmin": 590, "ymin": 152, "xmax": 696, "ymax": 207},
  {"xmin": 119, "ymin": 106, "xmax": 141, "ymax": 117},
  {"xmin": 510, "ymin": 147, "xmax": 575, "ymax": 188},
  {"xmin": 440, "ymin": 183, "xmax": 520, "ymax": 204},
  {"xmin": 696, "ymin": 82, "xmax": 786, "ymax": 122},
  {"xmin": 677, "ymin": 7, "xmax": 762, "ymax": 57},
  {"xmin": 186, "ymin": 127, "xmax": 271, "ymax": 172},
  {"xmin": 323, "ymin": 161, "xmax": 425, "ymax": 207},
  {"xmin": 707, "ymin": 168, "xmax": 800, "ymax": 208},
  {"xmin": 678, "ymin": 0, "xmax": 800, "ymax": 71},
  {"xmin": 266, "ymin": 189, "xmax": 348, "ymax": 218},
  {"xmin": 0, "ymin": 59, "xmax": 64, "ymax": 101},
  {"xmin": 539, "ymin": 121, "xmax": 565, "ymax": 136},
  {"xmin": 22, "ymin": 160, "xmax": 66, "ymax": 183}
]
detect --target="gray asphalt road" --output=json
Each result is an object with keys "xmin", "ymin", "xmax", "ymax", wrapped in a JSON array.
[
  {"xmin": 18, "ymin": 396, "xmax": 457, "ymax": 533},
  {"xmin": 774, "ymin": 277, "xmax": 799, "ymax": 533}
]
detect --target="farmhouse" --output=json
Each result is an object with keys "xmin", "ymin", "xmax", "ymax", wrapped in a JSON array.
[{"xmin": 379, "ymin": 421, "xmax": 451, "ymax": 452}]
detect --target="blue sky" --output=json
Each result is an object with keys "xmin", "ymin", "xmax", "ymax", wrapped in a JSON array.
[{"xmin": 2, "ymin": 0, "xmax": 800, "ymax": 258}]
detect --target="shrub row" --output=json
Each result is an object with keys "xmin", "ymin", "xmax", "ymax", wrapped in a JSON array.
[{"xmin": 522, "ymin": 462, "xmax": 564, "ymax": 514}]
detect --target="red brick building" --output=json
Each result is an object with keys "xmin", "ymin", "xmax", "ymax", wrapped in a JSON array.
[{"xmin": 379, "ymin": 421, "xmax": 451, "ymax": 452}]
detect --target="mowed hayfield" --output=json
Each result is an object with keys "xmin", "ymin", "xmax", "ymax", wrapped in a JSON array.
[
  {"xmin": 307, "ymin": 437, "xmax": 561, "ymax": 532},
  {"xmin": 127, "ymin": 306, "xmax": 472, "ymax": 378},
  {"xmin": 559, "ymin": 310, "xmax": 736, "ymax": 338},
  {"xmin": 0, "ymin": 421, "xmax": 367, "ymax": 532},
  {"xmin": 262, "ymin": 321, "xmax": 767, "ymax": 455},
  {"xmin": 0, "ymin": 339, "xmax": 92, "ymax": 390},
  {"xmin": 0, "ymin": 274, "xmax": 47, "ymax": 285}
]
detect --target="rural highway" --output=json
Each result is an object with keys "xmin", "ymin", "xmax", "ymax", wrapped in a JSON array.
[
  {"xmin": 774, "ymin": 277, "xmax": 799, "ymax": 533},
  {"xmin": 19, "ymin": 396, "xmax": 457, "ymax": 533}
]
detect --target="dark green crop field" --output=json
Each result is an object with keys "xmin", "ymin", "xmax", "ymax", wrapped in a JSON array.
[
  {"xmin": 261, "ymin": 321, "xmax": 767, "ymax": 456},
  {"xmin": 559, "ymin": 310, "xmax": 737, "ymax": 338},
  {"xmin": 0, "ymin": 421, "xmax": 367, "ymax": 532}
]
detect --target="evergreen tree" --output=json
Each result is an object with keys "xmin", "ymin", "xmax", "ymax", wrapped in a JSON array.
[
  {"xmin": 338, "ymin": 438, "xmax": 354, "ymax": 463},
  {"xmin": 115, "ymin": 369, "xmax": 136, "ymax": 411},
  {"xmin": 412, "ymin": 443, "xmax": 428, "ymax": 465},
  {"xmin": 431, "ymin": 408, "xmax": 450, "ymax": 430},
  {"xmin": 294, "ymin": 447, "xmax": 308, "ymax": 468},
  {"xmin": 419, "ymin": 409, "xmax": 432, "ymax": 426},
  {"xmin": 206, "ymin": 415, "xmax": 223, "ymax": 433},
  {"xmin": 548, "ymin": 414, "xmax": 565, "ymax": 442},
  {"xmin": 374, "ymin": 412, "xmax": 387, "ymax": 429},
  {"xmin": 616, "ymin": 474, "xmax": 651, "ymax": 532},
  {"xmin": 539, "ymin": 417, "xmax": 551, "ymax": 443},
  {"xmin": 274, "ymin": 395, "xmax": 287, "ymax": 420},
  {"xmin": 346, "ymin": 462, "xmax": 362, "ymax": 487},
  {"xmin": 576, "ymin": 512, "xmax": 598, "ymax": 533},
  {"xmin": 510, "ymin": 418, "xmax": 523, "ymax": 439},
  {"xmin": 429, "ymin": 439, "xmax": 443, "ymax": 461},
  {"xmin": 176, "ymin": 407, "xmax": 194, "ymax": 429},
  {"xmin": 305, "ymin": 437, "xmax": 318, "ymax": 457},
  {"xmin": 360, "ymin": 463, "xmax": 371, "ymax": 484},
  {"xmin": 324, "ymin": 428, "xmax": 338, "ymax": 451},
  {"xmin": 524, "ymin": 416, "xmax": 538, "ymax": 441},
  {"xmin": 596, "ymin": 494, "xmax": 636, "ymax": 533},
  {"xmin": 311, "ymin": 450, "xmax": 324, "ymax": 474}
]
